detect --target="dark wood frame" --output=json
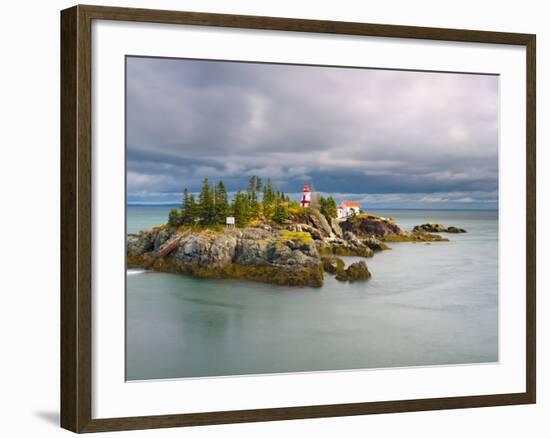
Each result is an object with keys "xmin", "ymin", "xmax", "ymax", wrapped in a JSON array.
[{"xmin": 61, "ymin": 4, "xmax": 536, "ymax": 433}]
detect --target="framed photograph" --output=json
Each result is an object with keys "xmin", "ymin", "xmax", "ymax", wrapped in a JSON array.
[{"xmin": 60, "ymin": 4, "xmax": 536, "ymax": 433}]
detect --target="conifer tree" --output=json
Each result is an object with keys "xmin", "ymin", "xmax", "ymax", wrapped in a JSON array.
[
  {"xmin": 214, "ymin": 180, "xmax": 229, "ymax": 224},
  {"xmin": 246, "ymin": 176, "xmax": 261, "ymax": 220},
  {"xmin": 325, "ymin": 196, "xmax": 337, "ymax": 219},
  {"xmin": 168, "ymin": 208, "xmax": 183, "ymax": 227},
  {"xmin": 188, "ymin": 194, "xmax": 199, "ymax": 222},
  {"xmin": 198, "ymin": 178, "xmax": 216, "ymax": 225},
  {"xmin": 319, "ymin": 195, "xmax": 337, "ymax": 220},
  {"xmin": 232, "ymin": 190, "xmax": 250, "ymax": 227},
  {"xmin": 182, "ymin": 188, "xmax": 199, "ymax": 225},
  {"xmin": 273, "ymin": 192, "xmax": 289, "ymax": 224},
  {"xmin": 262, "ymin": 178, "xmax": 275, "ymax": 220},
  {"xmin": 182, "ymin": 187, "xmax": 189, "ymax": 210}
]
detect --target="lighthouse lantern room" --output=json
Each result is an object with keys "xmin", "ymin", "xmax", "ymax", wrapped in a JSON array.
[{"xmin": 300, "ymin": 184, "xmax": 312, "ymax": 208}]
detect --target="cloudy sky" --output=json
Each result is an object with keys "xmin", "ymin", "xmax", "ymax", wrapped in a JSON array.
[{"xmin": 126, "ymin": 56, "xmax": 498, "ymax": 209}]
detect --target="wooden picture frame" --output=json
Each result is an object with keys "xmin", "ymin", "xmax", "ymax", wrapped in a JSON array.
[{"xmin": 61, "ymin": 4, "xmax": 536, "ymax": 433}]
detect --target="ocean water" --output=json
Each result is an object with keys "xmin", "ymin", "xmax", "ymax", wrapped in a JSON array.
[{"xmin": 126, "ymin": 205, "xmax": 498, "ymax": 380}]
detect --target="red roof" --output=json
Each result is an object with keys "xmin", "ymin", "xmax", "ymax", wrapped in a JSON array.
[{"xmin": 342, "ymin": 201, "xmax": 360, "ymax": 207}]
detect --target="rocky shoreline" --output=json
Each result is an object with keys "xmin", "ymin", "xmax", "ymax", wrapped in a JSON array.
[{"xmin": 127, "ymin": 211, "xmax": 465, "ymax": 288}]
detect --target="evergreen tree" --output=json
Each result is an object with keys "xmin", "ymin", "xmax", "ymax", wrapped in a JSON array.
[
  {"xmin": 214, "ymin": 180, "xmax": 229, "ymax": 224},
  {"xmin": 181, "ymin": 188, "xmax": 199, "ymax": 225},
  {"xmin": 326, "ymin": 196, "xmax": 337, "ymax": 218},
  {"xmin": 181, "ymin": 187, "xmax": 189, "ymax": 210},
  {"xmin": 167, "ymin": 208, "xmax": 183, "ymax": 227},
  {"xmin": 246, "ymin": 175, "xmax": 263, "ymax": 219},
  {"xmin": 273, "ymin": 192, "xmax": 289, "ymax": 224},
  {"xmin": 262, "ymin": 178, "xmax": 275, "ymax": 220},
  {"xmin": 232, "ymin": 190, "xmax": 250, "ymax": 227},
  {"xmin": 198, "ymin": 178, "xmax": 216, "ymax": 225},
  {"xmin": 319, "ymin": 195, "xmax": 337, "ymax": 220},
  {"xmin": 188, "ymin": 194, "xmax": 199, "ymax": 222}
]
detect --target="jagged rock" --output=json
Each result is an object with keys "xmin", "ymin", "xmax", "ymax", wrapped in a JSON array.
[
  {"xmin": 307, "ymin": 209, "xmax": 334, "ymax": 237},
  {"xmin": 289, "ymin": 209, "xmax": 333, "ymax": 238},
  {"xmin": 128, "ymin": 226, "xmax": 323, "ymax": 287},
  {"xmin": 330, "ymin": 218, "xmax": 343, "ymax": 238},
  {"xmin": 318, "ymin": 236, "xmax": 374, "ymax": 257},
  {"xmin": 343, "ymin": 231, "xmax": 361, "ymax": 245},
  {"xmin": 362, "ymin": 236, "xmax": 390, "ymax": 251},
  {"xmin": 127, "ymin": 228, "xmax": 159, "ymax": 256},
  {"xmin": 174, "ymin": 232, "xmax": 238, "ymax": 268},
  {"xmin": 340, "ymin": 215, "xmax": 406, "ymax": 238},
  {"xmin": 294, "ymin": 223, "xmax": 324, "ymax": 240},
  {"xmin": 412, "ymin": 223, "xmax": 467, "ymax": 233},
  {"xmin": 412, "ymin": 223, "xmax": 446, "ymax": 233},
  {"xmin": 335, "ymin": 260, "xmax": 371, "ymax": 282},
  {"xmin": 153, "ymin": 228, "xmax": 172, "ymax": 250},
  {"xmin": 446, "ymin": 226, "xmax": 467, "ymax": 233},
  {"xmin": 321, "ymin": 254, "xmax": 345, "ymax": 275}
]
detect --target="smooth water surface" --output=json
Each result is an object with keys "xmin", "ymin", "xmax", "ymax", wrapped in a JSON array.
[{"xmin": 126, "ymin": 206, "xmax": 498, "ymax": 380}]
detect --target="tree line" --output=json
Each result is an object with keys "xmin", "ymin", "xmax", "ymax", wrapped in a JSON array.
[
  {"xmin": 167, "ymin": 176, "xmax": 339, "ymax": 228},
  {"xmin": 168, "ymin": 176, "xmax": 291, "ymax": 227}
]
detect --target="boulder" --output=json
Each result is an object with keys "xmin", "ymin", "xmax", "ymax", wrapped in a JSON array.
[
  {"xmin": 412, "ymin": 223, "xmax": 447, "ymax": 233},
  {"xmin": 321, "ymin": 254, "xmax": 345, "ymax": 275},
  {"xmin": 362, "ymin": 236, "xmax": 390, "ymax": 251},
  {"xmin": 343, "ymin": 231, "xmax": 361, "ymax": 245},
  {"xmin": 412, "ymin": 223, "xmax": 467, "ymax": 233},
  {"xmin": 446, "ymin": 226, "xmax": 467, "ymax": 233},
  {"xmin": 318, "ymin": 235, "xmax": 374, "ymax": 258},
  {"xmin": 335, "ymin": 260, "xmax": 371, "ymax": 282}
]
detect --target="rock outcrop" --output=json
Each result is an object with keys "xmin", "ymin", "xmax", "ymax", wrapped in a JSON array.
[
  {"xmin": 412, "ymin": 223, "xmax": 467, "ymax": 233},
  {"xmin": 341, "ymin": 214, "xmax": 407, "ymax": 238},
  {"xmin": 362, "ymin": 236, "xmax": 390, "ymax": 252},
  {"xmin": 128, "ymin": 227, "xmax": 323, "ymax": 287},
  {"xmin": 315, "ymin": 232, "xmax": 374, "ymax": 257},
  {"xmin": 340, "ymin": 215, "xmax": 448, "ymax": 242},
  {"xmin": 289, "ymin": 208, "xmax": 334, "ymax": 238},
  {"xmin": 330, "ymin": 218, "xmax": 343, "ymax": 238},
  {"xmin": 335, "ymin": 260, "xmax": 371, "ymax": 282},
  {"xmin": 128, "ymin": 210, "xmax": 464, "ymax": 287},
  {"xmin": 321, "ymin": 255, "xmax": 371, "ymax": 283},
  {"xmin": 446, "ymin": 226, "xmax": 467, "ymax": 233},
  {"xmin": 321, "ymin": 254, "xmax": 345, "ymax": 275}
]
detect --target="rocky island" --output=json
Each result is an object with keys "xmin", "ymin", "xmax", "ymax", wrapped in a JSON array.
[
  {"xmin": 127, "ymin": 176, "xmax": 467, "ymax": 287},
  {"xmin": 128, "ymin": 204, "xmax": 464, "ymax": 288}
]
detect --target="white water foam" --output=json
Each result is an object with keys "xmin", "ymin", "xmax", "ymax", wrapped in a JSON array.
[{"xmin": 127, "ymin": 269, "xmax": 147, "ymax": 276}]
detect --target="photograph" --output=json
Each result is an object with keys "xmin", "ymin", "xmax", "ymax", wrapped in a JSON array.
[{"xmin": 125, "ymin": 56, "xmax": 499, "ymax": 381}]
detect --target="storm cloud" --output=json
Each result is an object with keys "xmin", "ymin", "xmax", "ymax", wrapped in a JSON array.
[{"xmin": 126, "ymin": 56, "xmax": 498, "ymax": 209}]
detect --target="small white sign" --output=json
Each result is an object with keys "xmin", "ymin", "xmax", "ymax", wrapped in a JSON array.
[{"xmin": 226, "ymin": 216, "xmax": 235, "ymax": 225}]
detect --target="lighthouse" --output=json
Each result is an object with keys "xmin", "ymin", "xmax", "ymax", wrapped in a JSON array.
[{"xmin": 300, "ymin": 184, "xmax": 312, "ymax": 208}]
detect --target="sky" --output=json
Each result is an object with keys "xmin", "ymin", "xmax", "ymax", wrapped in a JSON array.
[{"xmin": 126, "ymin": 56, "xmax": 499, "ymax": 210}]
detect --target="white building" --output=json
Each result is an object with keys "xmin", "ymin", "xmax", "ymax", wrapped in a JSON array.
[{"xmin": 337, "ymin": 201, "xmax": 361, "ymax": 219}]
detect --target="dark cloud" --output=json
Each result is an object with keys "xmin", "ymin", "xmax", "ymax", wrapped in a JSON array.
[{"xmin": 126, "ymin": 56, "xmax": 498, "ymax": 208}]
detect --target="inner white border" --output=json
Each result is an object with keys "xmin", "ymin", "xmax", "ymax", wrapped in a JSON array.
[{"xmin": 92, "ymin": 20, "xmax": 526, "ymax": 419}]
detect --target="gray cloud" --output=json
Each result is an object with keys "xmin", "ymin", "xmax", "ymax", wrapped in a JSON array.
[{"xmin": 126, "ymin": 56, "xmax": 498, "ymax": 209}]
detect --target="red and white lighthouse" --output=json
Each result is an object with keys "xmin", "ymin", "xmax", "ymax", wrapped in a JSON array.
[{"xmin": 300, "ymin": 184, "xmax": 312, "ymax": 208}]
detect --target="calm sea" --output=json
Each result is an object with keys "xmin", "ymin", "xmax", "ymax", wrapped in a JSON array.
[{"xmin": 126, "ymin": 205, "xmax": 498, "ymax": 380}]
